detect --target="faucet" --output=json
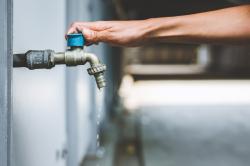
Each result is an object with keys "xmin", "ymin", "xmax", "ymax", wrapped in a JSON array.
[{"xmin": 13, "ymin": 34, "xmax": 106, "ymax": 89}]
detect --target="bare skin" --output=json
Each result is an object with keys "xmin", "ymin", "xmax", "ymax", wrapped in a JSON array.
[{"xmin": 67, "ymin": 5, "xmax": 250, "ymax": 47}]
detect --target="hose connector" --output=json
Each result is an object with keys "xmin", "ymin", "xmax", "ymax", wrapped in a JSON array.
[{"xmin": 87, "ymin": 64, "xmax": 107, "ymax": 89}]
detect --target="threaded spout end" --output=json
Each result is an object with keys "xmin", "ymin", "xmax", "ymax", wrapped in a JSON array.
[
  {"xmin": 87, "ymin": 63, "xmax": 106, "ymax": 89},
  {"xmin": 94, "ymin": 73, "xmax": 106, "ymax": 89}
]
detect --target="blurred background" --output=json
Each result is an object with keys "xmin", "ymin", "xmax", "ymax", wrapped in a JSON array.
[{"xmin": 11, "ymin": 0, "xmax": 250, "ymax": 166}]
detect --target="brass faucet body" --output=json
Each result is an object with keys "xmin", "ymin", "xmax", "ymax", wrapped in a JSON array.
[
  {"xmin": 13, "ymin": 48, "xmax": 106, "ymax": 89},
  {"xmin": 53, "ymin": 48, "xmax": 106, "ymax": 89}
]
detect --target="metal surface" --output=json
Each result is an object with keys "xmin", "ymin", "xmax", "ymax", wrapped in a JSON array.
[
  {"xmin": 0, "ymin": 0, "xmax": 12, "ymax": 166},
  {"xmin": 65, "ymin": 1, "xmax": 93, "ymax": 165},
  {"xmin": 13, "ymin": 48, "xmax": 106, "ymax": 89},
  {"xmin": 13, "ymin": 50, "xmax": 54, "ymax": 69},
  {"xmin": 13, "ymin": 54, "xmax": 26, "ymax": 67},
  {"xmin": 64, "ymin": 0, "xmax": 117, "ymax": 163},
  {"xmin": 26, "ymin": 50, "xmax": 54, "ymax": 69},
  {"xmin": 13, "ymin": 0, "xmax": 67, "ymax": 166}
]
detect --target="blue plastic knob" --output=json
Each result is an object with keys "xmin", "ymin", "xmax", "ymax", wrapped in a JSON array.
[{"xmin": 67, "ymin": 33, "xmax": 85, "ymax": 47}]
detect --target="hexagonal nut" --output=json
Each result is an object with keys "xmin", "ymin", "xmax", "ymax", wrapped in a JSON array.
[{"xmin": 87, "ymin": 64, "xmax": 106, "ymax": 75}]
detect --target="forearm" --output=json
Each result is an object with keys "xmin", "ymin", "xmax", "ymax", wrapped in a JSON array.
[{"xmin": 145, "ymin": 5, "xmax": 250, "ymax": 44}]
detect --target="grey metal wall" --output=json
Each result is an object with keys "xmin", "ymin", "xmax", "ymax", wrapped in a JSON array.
[
  {"xmin": 12, "ymin": 0, "xmax": 119, "ymax": 166},
  {"xmin": 0, "ymin": 0, "xmax": 12, "ymax": 166},
  {"xmin": 65, "ymin": 1, "xmax": 94, "ymax": 165},
  {"xmin": 13, "ymin": 0, "xmax": 67, "ymax": 166},
  {"xmin": 87, "ymin": 0, "xmax": 115, "ymax": 155},
  {"xmin": 65, "ymin": 1, "xmax": 120, "ymax": 165}
]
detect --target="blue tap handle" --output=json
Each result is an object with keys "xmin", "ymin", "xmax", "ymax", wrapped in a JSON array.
[{"xmin": 67, "ymin": 33, "xmax": 85, "ymax": 47}]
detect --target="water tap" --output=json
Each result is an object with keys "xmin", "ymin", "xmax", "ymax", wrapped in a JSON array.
[{"xmin": 13, "ymin": 34, "xmax": 106, "ymax": 89}]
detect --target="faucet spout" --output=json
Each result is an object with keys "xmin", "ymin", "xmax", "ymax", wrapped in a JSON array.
[
  {"xmin": 84, "ymin": 53, "xmax": 100, "ymax": 65},
  {"xmin": 55, "ymin": 50, "xmax": 107, "ymax": 89},
  {"xmin": 84, "ymin": 53, "xmax": 106, "ymax": 89}
]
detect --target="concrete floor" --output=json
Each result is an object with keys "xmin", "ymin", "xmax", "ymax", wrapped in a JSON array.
[
  {"xmin": 140, "ymin": 105, "xmax": 250, "ymax": 166},
  {"xmin": 84, "ymin": 80, "xmax": 250, "ymax": 166}
]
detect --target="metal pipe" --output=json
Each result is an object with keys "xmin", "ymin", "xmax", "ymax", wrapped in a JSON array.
[
  {"xmin": 53, "ymin": 52, "xmax": 65, "ymax": 64},
  {"xmin": 13, "ymin": 53, "xmax": 27, "ymax": 67},
  {"xmin": 13, "ymin": 49, "xmax": 106, "ymax": 89}
]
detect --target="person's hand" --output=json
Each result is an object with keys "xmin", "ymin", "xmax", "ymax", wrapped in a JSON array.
[{"xmin": 67, "ymin": 20, "xmax": 151, "ymax": 47}]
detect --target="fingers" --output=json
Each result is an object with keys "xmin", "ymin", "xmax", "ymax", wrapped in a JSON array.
[
  {"xmin": 65, "ymin": 23, "xmax": 92, "ymax": 43},
  {"xmin": 78, "ymin": 25, "xmax": 108, "ymax": 44},
  {"xmin": 67, "ymin": 21, "xmax": 100, "ymax": 34},
  {"xmin": 85, "ymin": 42, "xmax": 99, "ymax": 46},
  {"xmin": 67, "ymin": 26, "xmax": 78, "ymax": 35},
  {"xmin": 81, "ymin": 28, "xmax": 99, "ymax": 42},
  {"xmin": 66, "ymin": 21, "xmax": 112, "ymax": 45},
  {"xmin": 66, "ymin": 22, "xmax": 82, "ymax": 38}
]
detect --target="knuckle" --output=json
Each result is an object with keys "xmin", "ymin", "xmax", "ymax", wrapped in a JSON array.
[
  {"xmin": 92, "ymin": 31, "xmax": 98, "ymax": 41},
  {"xmin": 71, "ymin": 22, "xmax": 80, "ymax": 27}
]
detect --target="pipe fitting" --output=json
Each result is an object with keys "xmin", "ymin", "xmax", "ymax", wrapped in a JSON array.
[
  {"xmin": 54, "ymin": 49, "xmax": 106, "ymax": 89},
  {"xmin": 13, "ymin": 49, "xmax": 106, "ymax": 89},
  {"xmin": 13, "ymin": 34, "xmax": 106, "ymax": 89},
  {"xmin": 13, "ymin": 50, "xmax": 55, "ymax": 69}
]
